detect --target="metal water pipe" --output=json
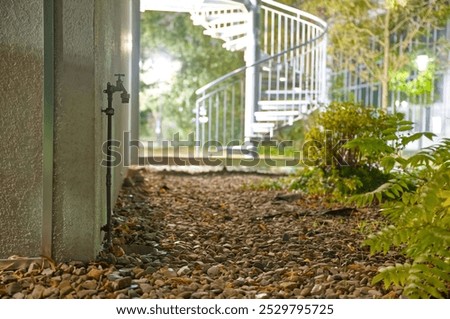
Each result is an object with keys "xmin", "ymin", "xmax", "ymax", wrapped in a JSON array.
[{"xmin": 101, "ymin": 74, "xmax": 130, "ymax": 248}]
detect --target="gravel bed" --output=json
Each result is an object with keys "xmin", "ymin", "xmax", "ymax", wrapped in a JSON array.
[{"xmin": 0, "ymin": 167, "xmax": 405, "ymax": 299}]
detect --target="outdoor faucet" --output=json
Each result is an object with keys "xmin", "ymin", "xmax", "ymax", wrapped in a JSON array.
[
  {"xmin": 101, "ymin": 74, "xmax": 130, "ymax": 249},
  {"xmin": 104, "ymin": 74, "xmax": 130, "ymax": 105}
]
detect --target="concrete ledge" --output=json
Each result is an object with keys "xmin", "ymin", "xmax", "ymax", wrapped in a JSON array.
[{"xmin": 0, "ymin": 257, "xmax": 52, "ymax": 271}]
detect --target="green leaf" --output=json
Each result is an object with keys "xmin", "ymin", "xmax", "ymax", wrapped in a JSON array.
[{"xmin": 381, "ymin": 156, "xmax": 396, "ymax": 173}]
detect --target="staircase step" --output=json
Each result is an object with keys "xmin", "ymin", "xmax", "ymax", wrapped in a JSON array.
[
  {"xmin": 198, "ymin": 13, "xmax": 248, "ymax": 26},
  {"xmin": 204, "ymin": 23, "xmax": 247, "ymax": 39},
  {"xmin": 222, "ymin": 36, "xmax": 248, "ymax": 51},
  {"xmin": 255, "ymin": 110, "xmax": 300, "ymax": 122},
  {"xmin": 258, "ymin": 100, "xmax": 311, "ymax": 106},
  {"xmin": 252, "ymin": 123, "xmax": 275, "ymax": 135},
  {"xmin": 203, "ymin": 0, "xmax": 246, "ymax": 6}
]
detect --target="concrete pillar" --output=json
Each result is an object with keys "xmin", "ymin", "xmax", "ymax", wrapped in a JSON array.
[
  {"xmin": 0, "ymin": 0, "xmax": 44, "ymax": 258},
  {"xmin": 244, "ymin": 0, "xmax": 260, "ymax": 142},
  {"xmin": 0, "ymin": 0, "xmax": 136, "ymax": 262},
  {"xmin": 130, "ymin": 0, "xmax": 141, "ymax": 165}
]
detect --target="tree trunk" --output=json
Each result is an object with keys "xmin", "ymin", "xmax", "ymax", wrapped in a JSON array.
[{"xmin": 381, "ymin": 9, "xmax": 391, "ymax": 110}]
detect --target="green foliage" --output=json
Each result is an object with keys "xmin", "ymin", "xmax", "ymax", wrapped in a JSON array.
[
  {"xmin": 305, "ymin": 101, "xmax": 402, "ymax": 168},
  {"xmin": 140, "ymin": 11, "xmax": 243, "ymax": 140},
  {"xmin": 289, "ymin": 165, "xmax": 391, "ymax": 198},
  {"xmin": 353, "ymin": 139, "xmax": 450, "ymax": 298},
  {"xmin": 300, "ymin": 0, "xmax": 450, "ymax": 109},
  {"xmin": 242, "ymin": 178, "xmax": 284, "ymax": 191},
  {"xmin": 389, "ymin": 58, "xmax": 436, "ymax": 100},
  {"xmin": 291, "ymin": 101, "xmax": 435, "ymax": 198}
]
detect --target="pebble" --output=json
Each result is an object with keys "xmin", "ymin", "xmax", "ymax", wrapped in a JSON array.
[
  {"xmin": 311, "ymin": 284, "xmax": 324, "ymax": 295},
  {"xmin": 43, "ymin": 287, "xmax": 59, "ymax": 298},
  {"xmin": 300, "ymin": 287, "xmax": 312, "ymax": 297},
  {"xmin": 177, "ymin": 266, "xmax": 191, "ymax": 276},
  {"xmin": 86, "ymin": 268, "xmax": 104, "ymax": 281},
  {"xmin": 207, "ymin": 265, "xmax": 221, "ymax": 277},
  {"xmin": 7, "ymin": 282, "xmax": 22, "ymax": 296},
  {"xmin": 191, "ymin": 291, "xmax": 209, "ymax": 299},
  {"xmin": 177, "ymin": 291, "xmax": 192, "ymax": 299},
  {"xmin": 368, "ymin": 289, "xmax": 383, "ymax": 297},
  {"xmin": 113, "ymin": 277, "xmax": 132, "ymax": 291},
  {"xmin": 279, "ymin": 282, "xmax": 298, "ymax": 290},
  {"xmin": 59, "ymin": 281, "xmax": 74, "ymax": 297},
  {"xmin": 77, "ymin": 290, "xmax": 97, "ymax": 299},
  {"xmin": 31, "ymin": 285, "xmax": 46, "ymax": 299},
  {"xmin": 163, "ymin": 268, "xmax": 177, "ymax": 278},
  {"xmin": 81, "ymin": 280, "xmax": 98, "ymax": 290},
  {"xmin": 139, "ymin": 284, "xmax": 153, "ymax": 294}
]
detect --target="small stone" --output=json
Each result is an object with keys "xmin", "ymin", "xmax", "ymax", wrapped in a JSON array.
[
  {"xmin": 145, "ymin": 266, "xmax": 157, "ymax": 274},
  {"xmin": 128, "ymin": 289, "xmax": 140, "ymax": 298},
  {"xmin": 163, "ymin": 268, "xmax": 177, "ymax": 278},
  {"xmin": 368, "ymin": 289, "xmax": 382, "ymax": 297},
  {"xmin": 6, "ymin": 282, "xmax": 22, "ymax": 296},
  {"xmin": 50, "ymin": 276, "xmax": 62, "ymax": 287},
  {"xmin": 154, "ymin": 279, "xmax": 165, "ymax": 287},
  {"xmin": 177, "ymin": 266, "xmax": 191, "ymax": 276},
  {"xmin": 43, "ymin": 287, "xmax": 59, "ymax": 298},
  {"xmin": 118, "ymin": 268, "xmax": 133, "ymax": 276},
  {"xmin": 207, "ymin": 265, "xmax": 221, "ymax": 277},
  {"xmin": 188, "ymin": 282, "xmax": 200, "ymax": 291},
  {"xmin": 74, "ymin": 268, "xmax": 86, "ymax": 276},
  {"xmin": 311, "ymin": 284, "xmax": 324, "ymax": 295},
  {"xmin": 12, "ymin": 292, "xmax": 25, "ymax": 299},
  {"xmin": 27, "ymin": 263, "xmax": 40, "ymax": 274},
  {"xmin": 222, "ymin": 288, "xmax": 237, "ymax": 298},
  {"xmin": 117, "ymin": 256, "xmax": 130, "ymax": 265},
  {"xmin": 113, "ymin": 277, "xmax": 132, "ymax": 291},
  {"xmin": 211, "ymin": 279, "xmax": 225, "ymax": 291},
  {"xmin": 359, "ymin": 287, "xmax": 370, "ymax": 294},
  {"xmin": 233, "ymin": 277, "xmax": 245, "ymax": 287},
  {"xmin": 41, "ymin": 268, "xmax": 54, "ymax": 276},
  {"xmin": 324, "ymin": 288, "xmax": 338, "ymax": 297},
  {"xmin": 191, "ymin": 291, "xmax": 209, "ymax": 299},
  {"xmin": 77, "ymin": 290, "xmax": 97, "ymax": 299},
  {"xmin": 107, "ymin": 273, "xmax": 123, "ymax": 281},
  {"xmin": 81, "ymin": 280, "xmax": 98, "ymax": 290},
  {"xmin": 86, "ymin": 268, "xmax": 104, "ymax": 281},
  {"xmin": 177, "ymin": 291, "xmax": 192, "ymax": 299},
  {"xmin": 360, "ymin": 277, "xmax": 369, "ymax": 285},
  {"xmin": 214, "ymin": 255, "xmax": 227, "ymax": 263},
  {"xmin": 139, "ymin": 283, "xmax": 153, "ymax": 294},
  {"xmin": 280, "ymin": 282, "xmax": 298, "ymax": 290},
  {"xmin": 382, "ymin": 291, "xmax": 397, "ymax": 299},
  {"xmin": 256, "ymin": 293, "xmax": 269, "ymax": 299},
  {"xmin": 59, "ymin": 281, "xmax": 74, "ymax": 296},
  {"xmin": 31, "ymin": 285, "xmax": 46, "ymax": 299},
  {"xmin": 2, "ymin": 275, "xmax": 17, "ymax": 284}
]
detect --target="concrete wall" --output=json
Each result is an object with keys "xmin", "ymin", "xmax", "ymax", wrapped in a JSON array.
[
  {"xmin": 0, "ymin": 0, "xmax": 137, "ymax": 261},
  {"xmin": 0, "ymin": 0, "xmax": 44, "ymax": 258}
]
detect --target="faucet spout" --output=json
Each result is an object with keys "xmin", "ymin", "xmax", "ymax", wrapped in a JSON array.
[
  {"xmin": 114, "ymin": 74, "xmax": 130, "ymax": 103},
  {"xmin": 103, "ymin": 74, "xmax": 130, "ymax": 104}
]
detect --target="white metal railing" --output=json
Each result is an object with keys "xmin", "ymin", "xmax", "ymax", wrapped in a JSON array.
[{"xmin": 194, "ymin": 0, "xmax": 327, "ymax": 147}]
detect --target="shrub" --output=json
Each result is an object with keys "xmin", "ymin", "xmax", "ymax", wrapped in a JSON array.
[
  {"xmin": 352, "ymin": 139, "xmax": 450, "ymax": 298},
  {"xmin": 291, "ymin": 101, "xmax": 423, "ymax": 196}
]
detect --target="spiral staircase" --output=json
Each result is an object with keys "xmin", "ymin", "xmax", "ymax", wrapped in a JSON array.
[{"xmin": 142, "ymin": 0, "xmax": 328, "ymax": 147}]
